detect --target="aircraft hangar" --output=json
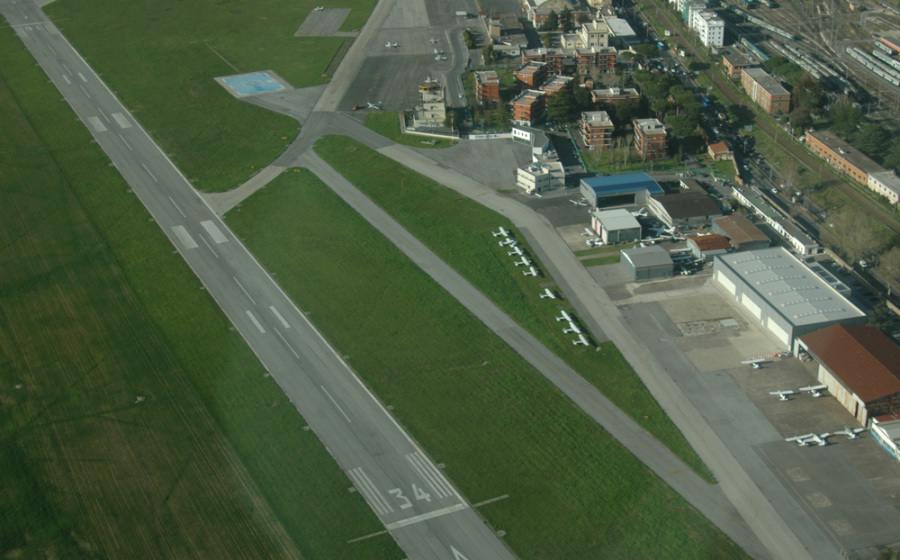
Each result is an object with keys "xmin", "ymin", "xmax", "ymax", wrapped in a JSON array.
[{"xmin": 712, "ymin": 247, "xmax": 867, "ymax": 350}]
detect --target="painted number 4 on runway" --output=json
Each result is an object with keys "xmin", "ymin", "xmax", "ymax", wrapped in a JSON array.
[{"xmin": 388, "ymin": 484, "xmax": 431, "ymax": 509}]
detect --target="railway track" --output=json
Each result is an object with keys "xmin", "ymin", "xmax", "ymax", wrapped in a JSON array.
[{"xmin": 635, "ymin": 0, "xmax": 900, "ymax": 237}]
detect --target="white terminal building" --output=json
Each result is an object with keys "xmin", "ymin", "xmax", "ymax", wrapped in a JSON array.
[
  {"xmin": 712, "ymin": 247, "xmax": 867, "ymax": 350},
  {"xmin": 516, "ymin": 161, "xmax": 564, "ymax": 194}
]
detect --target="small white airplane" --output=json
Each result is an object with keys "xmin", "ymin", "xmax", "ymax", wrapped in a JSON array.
[
  {"xmin": 834, "ymin": 426, "xmax": 865, "ymax": 439},
  {"xmin": 424, "ymin": 76, "xmax": 439, "ymax": 84},
  {"xmin": 799, "ymin": 384, "xmax": 827, "ymax": 397},
  {"xmin": 569, "ymin": 199, "xmax": 587, "ymax": 206},
  {"xmin": 499, "ymin": 237, "xmax": 517, "ymax": 247},
  {"xmin": 440, "ymin": 55, "xmax": 448, "ymax": 60},
  {"xmin": 430, "ymin": 37, "xmax": 440, "ymax": 43},
  {"xmin": 507, "ymin": 246, "xmax": 524, "ymax": 256},
  {"xmin": 433, "ymin": 48, "xmax": 444, "ymax": 55},
  {"xmin": 563, "ymin": 321, "xmax": 582, "ymax": 334},
  {"xmin": 556, "ymin": 310, "xmax": 572, "ymax": 322},
  {"xmin": 314, "ymin": 6, "xmax": 325, "ymax": 10},
  {"xmin": 492, "ymin": 227, "xmax": 509, "ymax": 237},
  {"xmin": 631, "ymin": 208, "xmax": 648, "ymax": 217},
  {"xmin": 770, "ymin": 390, "xmax": 795, "ymax": 401},
  {"xmin": 366, "ymin": 101, "xmax": 383, "ymax": 110},
  {"xmin": 742, "ymin": 358, "xmax": 766, "ymax": 369},
  {"xmin": 539, "ymin": 288, "xmax": 556, "ymax": 299},
  {"xmin": 581, "ymin": 227, "xmax": 595, "ymax": 237},
  {"xmin": 522, "ymin": 266, "xmax": 539, "ymax": 277},
  {"xmin": 435, "ymin": 55, "xmax": 442, "ymax": 60},
  {"xmin": 514, "ymin": 257, "xmax": 531, "ymax": 267},
  {"xmin": 573, "ymin": 333, "xmax": 590, "ymax": 346},
  {"xmin": 792, "ymin": 433, "xmax": 831, "ymax": 447},
  {"xmin": 385, "ymin": 42, "xmax": 398, "ymax": 48}
]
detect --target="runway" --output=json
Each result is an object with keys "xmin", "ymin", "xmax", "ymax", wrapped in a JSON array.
[{"xmin": 0, "ymin": 1, "xmax": 515, "ymax": 558}]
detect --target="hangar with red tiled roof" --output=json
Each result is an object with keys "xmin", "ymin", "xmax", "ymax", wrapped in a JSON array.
[{"xmin": 798, "ymin": 324, "xmax": 900, "ymax": 426}]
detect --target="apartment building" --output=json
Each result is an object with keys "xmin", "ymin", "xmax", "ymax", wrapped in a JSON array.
[
  {"xmin": 806, "ymin": 130, "xmax": 888, "ymax": 187},
  {"xmin": 633, "ymin": 118, "xmax": 668, "ymax": 160},
  {"xmin": 475, "ymin": 71, "xmax": 501, "ymax": 107},
  {"xmin": 741, "ymin": 67, "xmax": 791, "ymax": 115},
  {"xmin": 511, "ymin": 89, "xmax": 546, "ymax": 126},
  {"xmin": 515, "ymin": 61, "xmax": 549, "ymax": 89},
  {"xmin": 581, "ymin": 111, "xmax": 614, "ymax": 151}
]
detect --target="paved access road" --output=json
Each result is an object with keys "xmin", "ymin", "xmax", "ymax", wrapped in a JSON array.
[{"xmin": 0, "ymin": 1, "xmax": 515, "ymax": 559}]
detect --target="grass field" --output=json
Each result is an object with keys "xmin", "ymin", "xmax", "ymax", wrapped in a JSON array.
[
  {"xmin": 44, "ymin": 0, "xmax": 356, "ymax": 192},
  {"xmin": 365, "ymin": 112, "xmax": 453, "ymax": 148},
  {"xmin": 0, "ymin": 26, "xmax": 400, "ymax": 560},
  {"xmin": 225, "ymin": 168, "xmax": 750, "ymax": 560},
  {"xmin": 574, "ymin": 243, "xmax": 637, "ymax": 257},
  {"xmin": 581, "ymin": 254, "xmax": 622, "ymax": 267},
  {"xmin": 313, "ymin": 135, "xmax": 714, "ymax": 483}
]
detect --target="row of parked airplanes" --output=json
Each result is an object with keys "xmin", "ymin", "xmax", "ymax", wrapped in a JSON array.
[
  {"xmin": 785, "ymin": 427, "xmax": 865, "ymax": 447},
  {"xmin": 385, "ymin": 38, "xmax": 447, "ymax": 59},
  {"xmin": 769, "ymin": 384, "xmax": 827, "ymax": 400},
  {"xmin": 493, "ymin": 226, "xmax": 590, "ymax": 346}
]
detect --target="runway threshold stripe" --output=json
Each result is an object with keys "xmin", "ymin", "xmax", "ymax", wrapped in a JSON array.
[
  {"xmin": 349, "ymin": 468, "xmax": 393, "ymax": 515},
  {"xmin": 112, "ymin": 112, "xmax": 131, "ymax": 129},
  {"xmin": 406, "ymin": 453, "xmax": 449, "ymax": 498},
  {"xmin": 170, "ymin": 226, "xmax": 198, "ymax": 249},
  {"xmin": 408, "ymin": 452, "xmax": 454, "ymax": 498},
  {"xmin": 87, "ymin": 116, "xmax": 106, "ymax": 132}
]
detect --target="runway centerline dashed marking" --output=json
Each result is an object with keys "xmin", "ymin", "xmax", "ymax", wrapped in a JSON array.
[
  {"xmin": 47, "ymin": 44, "xmax": 56, "ymax": 55},
  {"xmin": 200, "ymin": 236, "xmax": 218, "ymax": 258},
  {"xmin": 171, "ymin": 226, "xmax": 198, "ymax": 249},
  {"xmin": 234, "ymin": 277, "xmax": 256, "ymax": 305},
  {"xmin": 77, "ymin": 72, "xmax": 86, "ymax": 82},
  {"xmin": 79, "ymin": 84, "xmax": 90, "ymax": 98},
  {"xmin": 117, "ymin": 133, "xmax": 132, "ymax": 151},
  {"xmin": 168, "ymin": 196, "xmax": 186, "ymax": 217},
  {"xmin": 406, "ymin": 451, "xmax": 454, "ymax": 498},
  {"xmin": 274, "ymin": 327, "xmax": 300, "ymax": 359},
  {"xmin": 140, "ymin": 163, "xmax": 157, "ymax": 182},
  {"xmin": 348, "ymin": 468, "xmax": 393, "ymax": 515},
  {"xmin": 200, "ymin": 220, "xmax": 229, "ymax": 244},
  {"xmin": 321, "ymin": 385, "xmax": 352, "ymax": 423},
  {"xmin": 269, "ymin": 306, "xmax": 291, "ymax": 329},
  {"xmin": 62, "ymin": 63, "xmax": 72, "ymax": 75},
  {"xmin": 245, "ymin": 310, "xmax": 266, "ymax": 333},
  {"xmin": 62, "ymin": 74, "xmax": 70, "ymax": 85}
]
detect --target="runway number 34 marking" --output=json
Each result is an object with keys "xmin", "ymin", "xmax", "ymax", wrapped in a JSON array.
[{"xmin": 389, "ymin": 484, "xmax": 432, "ymax": 509}]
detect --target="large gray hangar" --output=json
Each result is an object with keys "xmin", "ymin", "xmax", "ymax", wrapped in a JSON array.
[
  {"xmin": 621, "ymin": 245, "xmax": 674, "ymax": 280},
  {"xmin": 713, "ymin": 247, "xmax": 866, "ymax": 349}
]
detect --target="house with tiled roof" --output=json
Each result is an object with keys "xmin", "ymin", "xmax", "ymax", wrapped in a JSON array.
[{"xmin": 798, "ymin": 325, "xmax": 900, "ymax": 426}]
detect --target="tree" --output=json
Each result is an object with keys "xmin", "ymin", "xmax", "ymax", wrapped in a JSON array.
[
  {"xmin": 633, "ymin": 44, "xmax": 659, "ymax": 59},
  {"xmin": 463, "ymin": 29, "xmax": 475, "ymax": 49},
  {"xmin": 651, "ymin": 99, "xmax": 675, "ymax": 118},
  {"xmin": 790, "ymin": 107, "xmax": 812, "ymax": 131},
  {"xmin": 828, "ymin": 208, "xmax": 885, "ymax": 264},
  {"xmin": 877, "ymin": 246, "xmax": 900, "ymax": 297},
  {"xmin": 781, "ymin": 159, "xmax": 800, "ymax": 192},
  {"xmin": 540, "ymin": 10, "xmax": 558, "ymax": 31},
  {"xmin": 481, "ymin": 44, "xmax": 494, "ymax": 65},
  {"xmin": 576, "ymin": 12, "xmax": 589, "ymax": 25},
  {"xmin": 614, "ymin": 98, "xmax": 641, "ymax": 127},
  {"xmin": 868, "ymin": 302, "xmax": 893, "ymax": 336},
  {"xmin": 829, "ymin": 96, "xmax": 862, "ymax": 138},
  {"xmin": 541, "ymin": 33, "xmax": 552, "ymax": 48},
  {"xmin": 495, "ymin": 103, "xmax": 512, "ymax": 129},
  {"xmin": 443, "ymin": 108, "xmax": 459, "ymax": 129},
  {"xmin": 665, "ymin": 113, "xmax": 698, "ymax": 138},
  {"xmin": 572, "ymin": 85, "xmax": 593, "ymax": 110},
  {"xmin": 547, "ymin": 88, "xmax": 577, "ymax": 123},
  {"xmin": 885, "ymin": 138, "xmax": 900, "ymax": 172},
  {"xmin": 852, "ymin": 122, "xmax": 890, "ymax": 162},
  {"xmin": 559, "ymin": 6, "xmax": 572, "ymax": 31},
  {"xmin": 792, "ymin": 72, "xmax": 824, "ymax": 111}
]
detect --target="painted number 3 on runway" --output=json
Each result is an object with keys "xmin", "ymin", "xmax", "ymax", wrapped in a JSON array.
[{"xmin": 388, "ymin": 484, "xmax": 432, "ymax": 509}]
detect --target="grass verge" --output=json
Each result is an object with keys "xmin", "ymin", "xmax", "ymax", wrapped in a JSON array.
[
  {"xmin": 225, "ymin": 167, "xmax": 750, "ymax": 560},
  {"xmin": 582, "ymin": 254, "xmax": 622, "ymax": 267},
  {"xmin": 314, "ymin": 135, "xmax": 715, "ymax": 483},
  {"xmin": 44, "ymin": 0, "xmax": 354, "ymax": 192},
  {"xmin": 574, "ymin": 243, "xmax": 637, "ymax": 257},
  {"xmin": 365, "ymin": 112, "xmax": 453, "ymax": 148},
  {"xmin": 0, "ymin": 25, "xmax": 400, "ymax": 560}
]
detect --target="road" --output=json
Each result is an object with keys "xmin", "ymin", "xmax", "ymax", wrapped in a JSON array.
[
  {"xmin": 635, "ymin": 0, "xmax": 900, "ymax": 238},
  {"xmin": 0, "ymin": 1, "xmax": 516, "ymax": 559}
]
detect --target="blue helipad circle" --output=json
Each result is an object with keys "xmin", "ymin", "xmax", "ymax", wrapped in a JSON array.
[{"xmin": 223, "ymin": 73, "xmax": 284, "ymax": 95}]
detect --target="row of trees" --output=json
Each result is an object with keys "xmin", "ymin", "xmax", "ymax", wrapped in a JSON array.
[{"xmin": 537, "ymin": 7, "xmax": 589, "ymax": 32}]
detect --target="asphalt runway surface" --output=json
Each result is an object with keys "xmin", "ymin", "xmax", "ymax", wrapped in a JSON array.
[
  {"xmin": 294, "ymin": 8, "xmax": 355, "ymax": 36},
  {"xmin": 0, "ymin": 1, "xmax": 515, "ymax": 558}
]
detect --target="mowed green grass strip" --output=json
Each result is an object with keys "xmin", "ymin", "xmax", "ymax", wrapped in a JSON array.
[
  {"xmin": 314, "ymin": 135, "xmax": 715, "ymax": 482},
  {"xmin": 0, "ymin": 27, "xmax": 401, "ymax": 560},
  {"xmin": 582, "ymin": 254, "xmax": 622, "ymax": 267},
  {"xmin": 365, "ymin": 112, "xmax": 453, "ymax": 148},
  {"xmin": 225, "ymin": 169, "xmax": 749, "ymax": 560},
  {"xmin": 44, "ymin": 0, "xmax": 352, "ymax": 192}
]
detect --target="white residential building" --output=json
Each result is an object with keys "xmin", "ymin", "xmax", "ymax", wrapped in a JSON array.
[
  {"xmin": 867, "ymin": 171, "xmax": 900, "ymax": 205},
  {"xmin": 516, "ymin": 161, "xmax": 565, "ymax": 193},
  {"xmin": 694, "ymin": 11, "xmax": 724, "ymax": 47}
]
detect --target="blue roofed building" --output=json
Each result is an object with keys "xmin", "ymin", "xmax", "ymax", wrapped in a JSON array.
[{"xmin": 579, "ymin": 173, "xmax": 664, "ymax": 208}]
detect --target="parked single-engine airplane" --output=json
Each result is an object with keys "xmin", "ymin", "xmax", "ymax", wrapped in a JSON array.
[
  {"xmin": 573, "ymin": 334, "xmax": 590, "ymax": 346},
  {"xmin": 539, "ymin": 288, "xmax": 556, "ymax": 299},
  {"xmin": 556, "ymin": 310, "xmax": 572, "ymax": 322},
  {"xmin": 492, "ymin": 227, "xmax": 509, "ymax": 237},
  {"xmin": 563, "ymin": 321, "xmax": 581, "ymax": 334},
  {"xmin": 799, "ymin": 384, "xmax": 827, "ymax": 397},
  {"xmin": 499, "ymin": 237, "xmax": 517, "ymax": 247},
  {"xmin": 514, "ymin": 257, "xmax": 531, "ymax": 267},
  {"xmin": 507, "ymin": 246, "xmax": 524, "ymax": 256},
  {"xmin": 834, "ymin": 426, "xmax": 865, "ymax": 439},
  {"xmin": 385, "ymin": 42, "xmax": 398, "ymax": 48},
  {"xmin": 770, "ymin": 390, "xmax": 795, "ymax": 401},
  {"xmin": 522, "ymin": 266, "xmax": 539, "ymax": 277}
]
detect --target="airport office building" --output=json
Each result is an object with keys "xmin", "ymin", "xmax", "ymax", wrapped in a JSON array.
[{"xmin": 713, "ymin": 248, "xmax": 866, "ymax": 349}]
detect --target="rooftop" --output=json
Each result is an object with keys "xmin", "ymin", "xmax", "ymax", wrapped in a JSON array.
[
  {"xmin": 708, "ymin": 141, "xmax": 731, "ymax": 154},
  {"xmin": 808, "ymin": 130, "xmax": 886, "ymax": 176},
  {"xmin": 653, "ymin": 193, "xmax": 721, "ymax": 219},
  {"xmin": 592, "ymin": 87, "xmax": 640, "ymax": 98},
  {"xmin": 581, "ymin": 172, "xmax": 664, "ymax": 195},
  {"xmin": 800, "ymin": 325, "xmax": 900, "ymax": 403},
  {"xmin": 688, "ymin": 233, "xmax": 732, "ymax": 252},
  {"xmin": 622, "ymin": 245, "xmax": 674, "ymax": 268},
  {"xmin": 869, "ymin": 171, "xmax": 900, "ymax": 197},
  {"xmin": 715, "ymin": 247, "xmax": 866, "ymax": 328},
  {"xmin": 575, "ymin": 46, "xmax": 618, "ymax": 54},
  {"xmin": 742, "ymin": 67, "xmax": 790, "ymax": 97},
  {"xmin": 583, "ymin": 111, "xmax": 613, "ymax": 126},
  {"xmin": 722, "ymin": 49, "xmax": 753, "ymax": 67},
  {"xmin": 713, "ymin": 214, "xmax": 769, "ymax": 246},
  {"xmin": 475, "ymin": 71, "xmax": 500, "ymax": 84},
  {"xmin": 512, "ymin": 89, "xmax": 545, "ymax": 104},
  {"xmin": 605, "ymin": 17, "xmax": 636, "ymax": 36},
  {"xmin": 635, "ymin": 118, "xmax": 667, "ymax": 135},
  {"xmin": 517, "ymin": 61, "xmax": 547, "ymax": 73},
  {"xmin": 591, "ymin": 208, "xmax": 640, "ymax": 230}
]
